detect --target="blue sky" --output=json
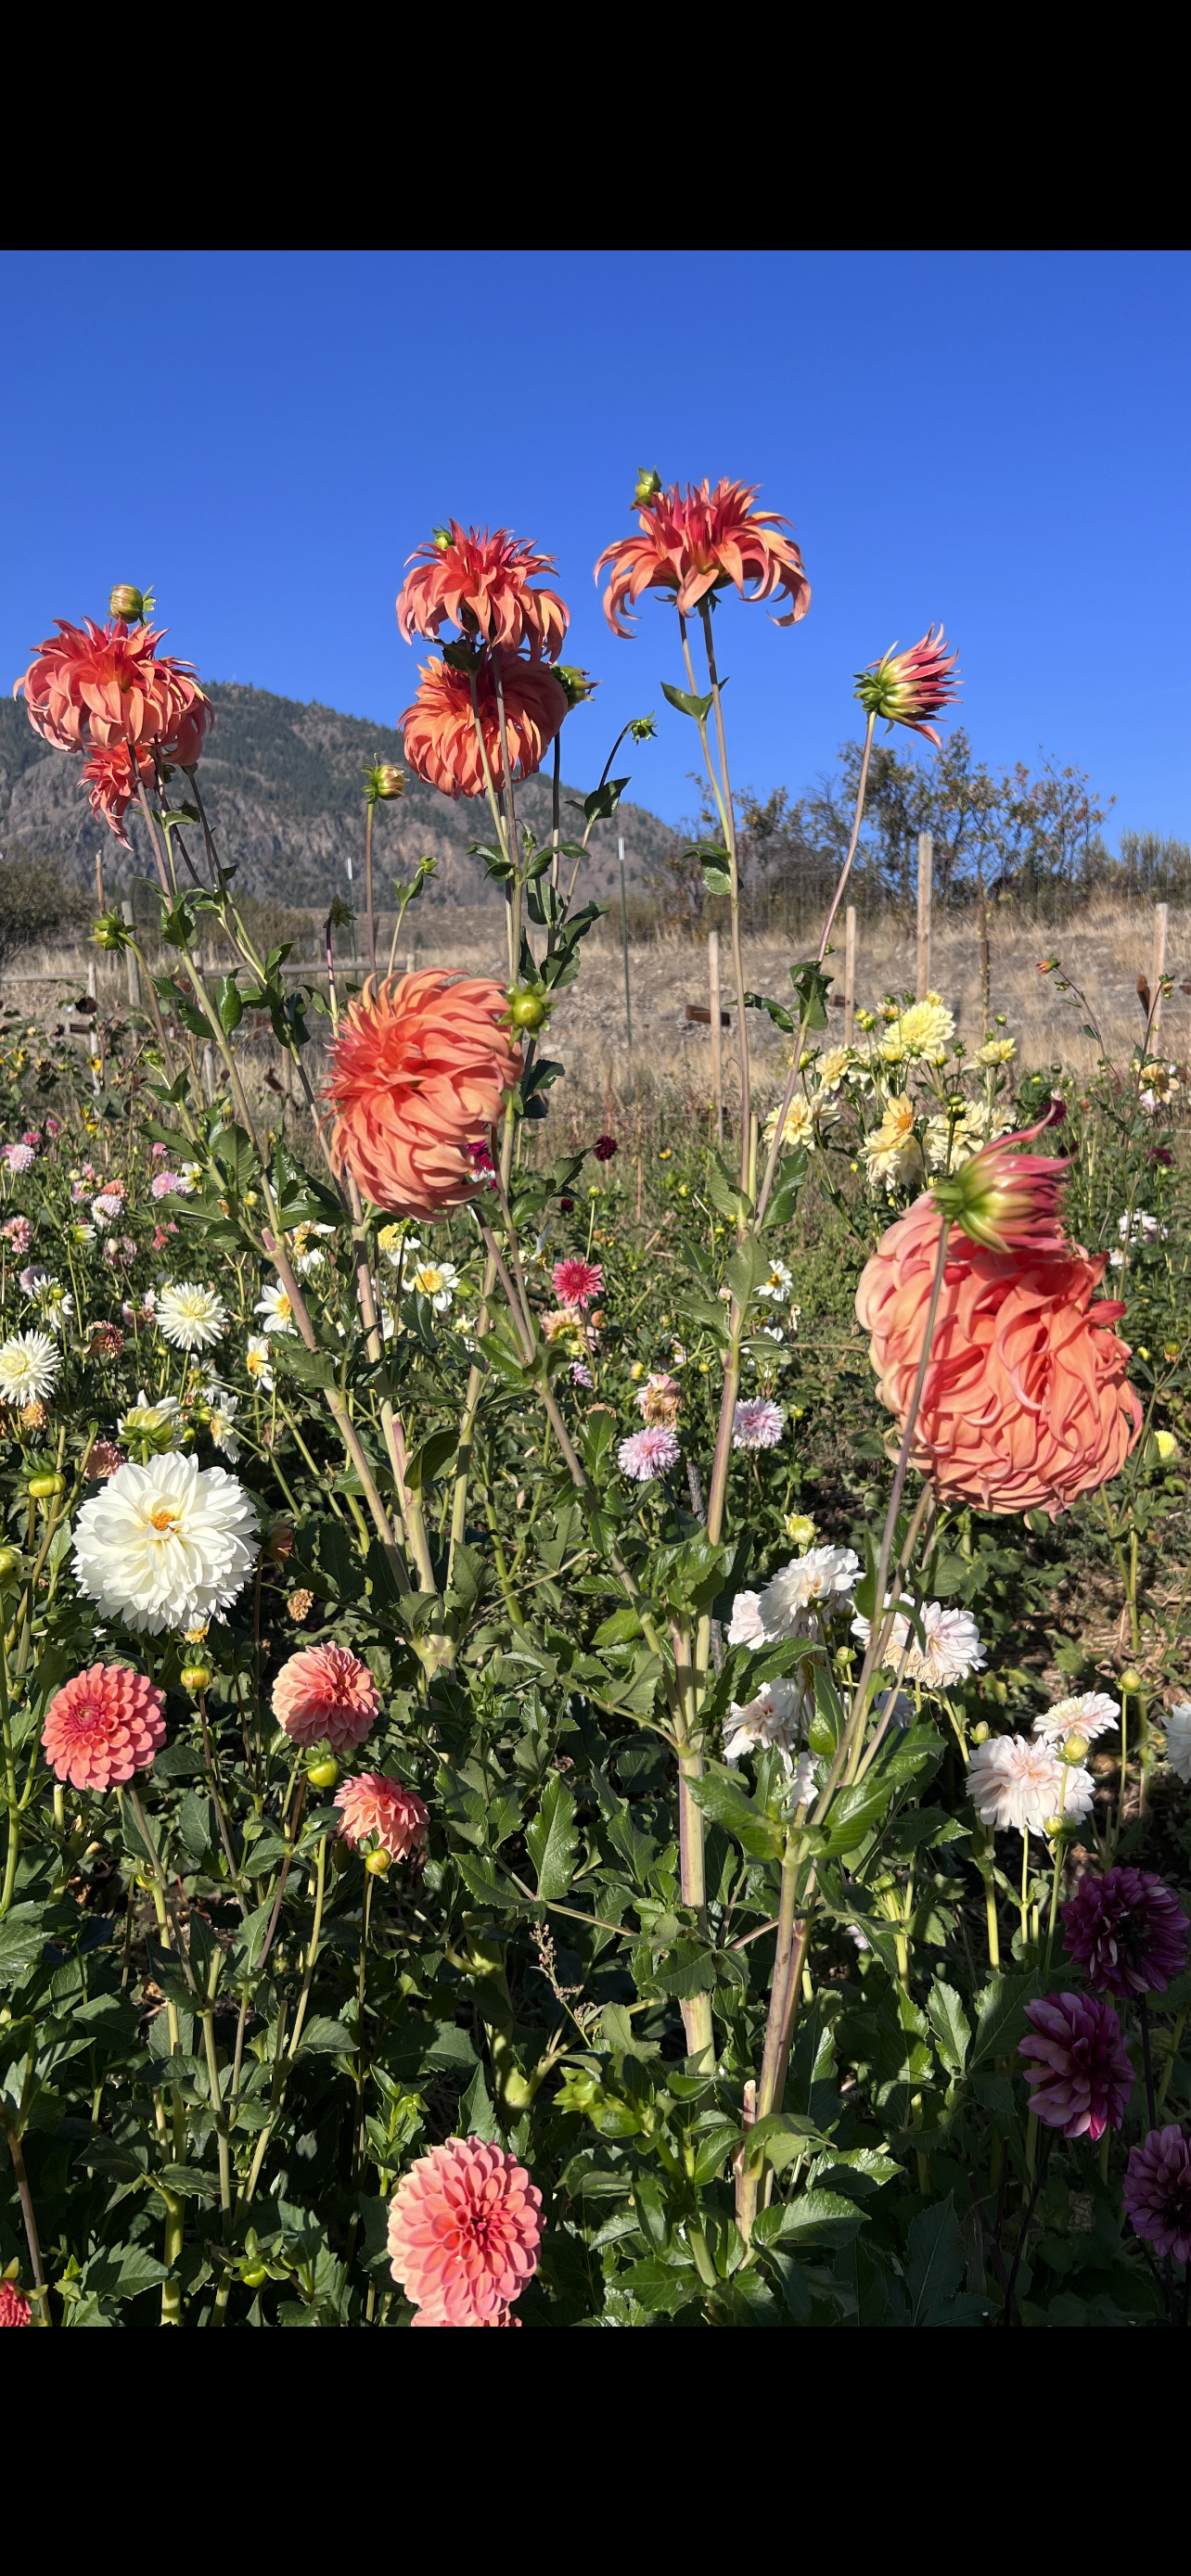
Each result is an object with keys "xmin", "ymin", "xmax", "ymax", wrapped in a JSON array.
[{"xmin": 2, "ymin": 249, "xmax": 1187, "ymax": 843}]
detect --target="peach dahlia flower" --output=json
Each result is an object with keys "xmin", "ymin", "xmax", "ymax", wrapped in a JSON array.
[
  {"xmin": 387, "ymin": 2136, "xmax": 542, "ymax": 2327},
  {"xmin": 596, "ymin": 478, "xmax": 810, "ymax": 637},
  {"xmin": 397, "ymin": 523, "xmax": 569, "ymax": 660},
  {"xmin": 335, "ymin": 1770, "xmax": 429, "ymax": 1859},
  {"xmin": 856, "ymin": 1191, "xmax": 1142, "ymax": 1517},
  {"xmin": 42, "ymin": 1664, "xmax": 166, "ymax": 1792},
  {"xmin": 16, "ymin": 615, "xmax": 212, "ymax": 763},
  {"xmin": 327, "ymin": 971, "xmax": 522, "ymax": 1219},
  {"xmin": 272, "ymin": 1644, "xmax": 379, "ymax": 1751},
  {"xmin": 399, "ymin": 652, "xmax": 568, "ymax": 800}
]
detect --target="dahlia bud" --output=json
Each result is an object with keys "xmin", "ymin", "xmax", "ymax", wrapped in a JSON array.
[
  {"xmin": 629, "ymin": 1360, "xmax": 644, "ymax": 1381},
  {"xmin": 506, "ymin": 985, "xmax": 549, "ymax": 1032},
  {"xmin": 970, "ymin": 1720, "xmax": 990, "ymax": 1744},
  {"xmin": 109, "ymin": 583, "xmax": 147, "ymax": 622},
  {"xmin": 180, "ymin": 1664, "xmax": 211, "ymax": 1693},
  {"xmin": 931, "ymin": 1122, "xmax": 1069, "ymax": 1257},
  {"xmin": 265, "ymin": 1521, "xmax": 295, "ymax": 1564},
  {"xmin": 430, "ymin": 526, "xmax": 453, "ymax": 552},
  {"xmin": 28, "ymin": 1473, "xmax": 65, "ymax": 1501},
  {"xmin": 306, "ymin": 1754, "xmax": 339, "ymax": 1791},
  {"xmin": 1044, "ymin": 1813, "xmax": 1078, "ymax": 1840},
  {"xmin": 1146, "ymin": 1429, "xmax": 1179, "ymax": 1468},
  {"xmin": 1121, "ymin": 1668, "xmax": 1142, "ymax": 1692},
  {"xmin": 121, "ymin": 1401, "xmax": 184, "ymax": 1461},
  {"xmin": 1058, "ymin": 1731, "xmax": 1090, "ymax": 1765},
  {"xmin": 365, "ymin": 760, "xmax": 405, "ymax": 804},
  {"xmin": 555, "ymin": 665, "xmax": 596, "ymax": 709},
  {"xmin": 634, "ymin": 466, "xmax": 663, "ymax": 506},
  {"xmin": 854, "ymin": 628, "xmax": 960, "ymax": 746},
  {"xmin": 93, "ymin": 911, "xmax": 130, "ymax": 954},
  {"xmin": 365, "ymin": 1847, "xmax": 391, "ymax": 1875},
  {"xmin": 0, "ymin": 1546, "xmax": 21, "ymax": 1581}
]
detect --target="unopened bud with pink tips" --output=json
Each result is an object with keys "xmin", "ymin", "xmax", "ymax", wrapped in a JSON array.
[
  {"xmin": 854, "ymin": 626, "xmax": 960, "ymax": 746},
  {"xmin": 931, "ymin": 1118, "xmax": 1070, "ymax": 1257}
]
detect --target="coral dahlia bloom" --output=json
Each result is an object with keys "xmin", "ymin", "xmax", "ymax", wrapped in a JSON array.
[
  {"xmin": 42, "ymin": 1663, "xmax": 166, "ymax": 1792},
  {"xmin": 327, "ymin": 972, "xmax": 523, "ymax": 1219},
  {"xmin": 1062, "ymin": 1866, "xmax": 1189, "ymax": 1999},
  {"xmin": 1018, "ymin": 1991, "xmax": 1133, "ymax": 2141},
  {"xmin": 335, "ymin": 1770, "xmax": 429, "ymax": 1859},
  {"xmin": 0, "ymin": 2281, "xmax": 32, "ymax": 2327},
  {"xmin": 16, "ymin": 614, "xmax": 212, "ymax": 762},
  {"xmin": 596, "ymin": 478, "xmax": 810, "ymax": 636},
  {"xmin": 387, "ymin": 2136, "xmax": 542, "ymax": 2327},
  {"xmin": 854, "ymin": 626, "xmax": 961, "ymax": 747},
  {"xmin": 82, "ymin": 742, "xmax": 156, "ymax": 845},
  {"xmin": 273, "ymin": 1644, "xmax": 379, "ymax": 1751},
  {"xmin": 397, "ymin": 523, "xmax": 569, "ymax": 660},
  {"xmin": 400, "ymin": 652, "xmax": 568, "ymax": 799},
  {"xmin": 855, "ymin": 1191, "xmax": 1142, "ymax": 1516},
  {"xmin": 552, "ymin": 1257, "xmax": 602, "ymax": 1309},
  {"xmin": 1122, "ymin": 2125, "xmax": 1191, "ymax": 2262}
]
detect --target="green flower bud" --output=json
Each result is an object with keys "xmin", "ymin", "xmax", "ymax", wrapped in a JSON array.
[
  {"xmin": 109, "ymin": 584, "xmax": 147, "ymax": 622},
  {"xmin": 506, "ymin": 985, "xmax": 549, "ymax": 1032},
  {"xmin": 1058, "ymin": 1731, "xmax": 1089, "ymax": 1765},
  {"xmin": 633, "ymin": 467, "xmax": 663, "ymax": 507}
]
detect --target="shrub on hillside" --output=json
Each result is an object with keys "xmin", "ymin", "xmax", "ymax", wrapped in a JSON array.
[{"xmin": 0, "ymin": 849, "xmax": 92, "ymax": 963}]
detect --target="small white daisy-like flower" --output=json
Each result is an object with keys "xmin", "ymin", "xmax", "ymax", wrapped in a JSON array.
[
  {"xmin": 409, "ymin": 1257, "xmax": 461, "ymax": 1313},
  {"xmin": 967, "ymin": 1733, "xmax": 1094, "ymax": 1836},
  {"xmin": 758, "ymin": 1257, "xmax": 794, "ymax": 1301},
  {"xmin": 253, "ymin": 1283, "xmax": 297, "ymax": 1337},
  {"xmin": 291, "ymin": 1222, "xmax": 336, "ymax": 1277},
  {"xmin": 38, "ymin": 1282, "xmax": 74, "ymax": 1336},
  {"xmin": 762, "ymin": 1098, "xmax": 814, "ymax": 1154},
  {"xmin": 0, "ymin": 1330, "xmax": 61, "ymax": 1404},
  {"xmin": 245, "ymin": 1334, "xmax": 275, "ymax": 1394},
  {"xmin": 72, "ymin": 1450, "xmax": 259, "ymax": 1634},
  {"xmin": 1160, "ymin": 1703, "xmax": 1191, "ymax": 1783},
  {"xmin": 201, "ymin": 1384, "xmax": 241, "ymax": 1461},
  {"xmin": 158, "ymin": 1282, "xmax": 227, "ymax": 1352},
  {"xmin": 732, "ymin": 1397, "xmax": 785, "ymax": 1451},
  {"xmin": 1033, "ymin": 1690, "xmax": 1120, "ymax": 1747},
  {"xmin": 761, "ymin": 1547, "xmax": 859, "ymax": 1636}
]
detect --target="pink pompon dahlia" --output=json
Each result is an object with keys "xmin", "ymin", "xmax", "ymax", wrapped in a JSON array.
[
  {"xmin": 334, "ymin": 1770, "xmax": 429, "ymax": 1861},
  {"xmin": 618, "ymin": 1425, "xmax": 680, "ymax": 1482},
  {"xmin": 932, "ymin": 1119, "xmax": 1071, "ymax": 1257},
  {"xmin": 1122, "ymin": 2125, "xmax": 1191, "ymax": 2262},
  {"xmin": 855, "ymin": 1189, "xmax": 1142, "ymax": 1517},
  {"xmin": 1018, "ymin": 1990, "xmax": 1133, "ymax": 2141},
  {"xmin": 854, "ymin": 626, "xmax": 961, "ymax": 747},
  {"xmin": 596, "ymin": 478, "xmax": 811, "ymax": 637},
  {"xmin": 397, "ymin": 523, "xmax": 569, "ymax": 661},
  {"xmin": 1062, "ymin": 1866, "xmax": 1189, "ymax": 2000},
  {"xmin": 3, "ymin": 1217, "xmax": 33, "ymax": 1255},
  {"xmin": 387, "ymin": 2136, "xmax": 542, "ymax": 2327},
  {"xmin": 732, "ymin": 1396, "xmax": 786, "ymax": 1451},
  {"xmin": 327, "ymin": 972, "xmax": 522, "ymax": 1220},
  {"xmin": 273, "ymin": 1645, "xmax": 379, "ymax": 1752},
  {"xmin": 83, "ymin": 1438, "xmax": 125, "ymax": 1480},
  {"xmin": 42, "ymin": 1664, "xmax": 166, "ymax": 1793},
  {"xmin": 15, "ymin": 614, "xmax": 212, "ymax": 762},
  {"xmin": 400, "ymin": 651, "xmax": 569, "ymax": 799},
  {"xmin": 0, "ymin": 2280, "xmax": 32, "ymax": 2327},
  {"xmin": 552, "ymin": 1256, "xmax": 603, "ymax": 1310}
]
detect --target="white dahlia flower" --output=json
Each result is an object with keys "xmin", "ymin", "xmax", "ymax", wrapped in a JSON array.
[
  {"xmin": 1033, "ymin": 1690, "xmax": 1120, "ymax": 1747},
  {"xmin": 725, "ymin": 1589, "xmax": 766, "ymax": 1650},
  {"xmin": 0, "ymin": 1330, "xmax": 61, "ymax": 1404},
  {"xmin": 72, "ymin": 1450, "xmax": 259, "ymax": 1633},
  {"xmin": 158, "ymin": 1282, "xmax": 227, "ymax": 1352},
  {"xmin": 852, "ymin": 1597, "xmax": 985, "ymax": 1687},
  {"xmin": 1161, "ymin": 1704, "xmax": 1191, "ymax": 1783},
  {"xmin": 967, "ymin": 1733, "xmax": 1094, "ymax": 1836},
  {"xmin": 724, "ymin": 1676, "xmax": 812, "ymax": 1776},
  {"xmin": 760, "ymin": 1546, "xmax": 860, "ymax": 1637}
]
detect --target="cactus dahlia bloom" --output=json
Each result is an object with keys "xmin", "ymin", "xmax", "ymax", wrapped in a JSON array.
[
  {"xmin": 596, "ymin": 478, "xmax": 810, "ymax": 636},
  {"xmin": 334, "ymin": 1770, "xmax": 429, "ymax": 1859},
  {"xmin": 387, "ymin": 2136, "xmax": 542, "ymax": 2327},
  {"xmin": 42, "ymin": 1664, "xmax": 166, "ymax": 1792},
  {"xmin": 15, "ymin": 614, "xmax": 212, "ymax": 761},
  {"xmin": 327, "ymin": 972, "xmax": 522, "ymax": 1219},
  {"xmin": 854, "ymin": 626, "xmax": 961, "ymax": 746},
  {"xmin": 273, "ymin": 1645, "xmax": 379, "ymax": 1752},
  {"xmin": 397, "ymin": 523, "xmax": 569, "ymax": 660},
  {"xmin": 81, "ymin": 742, "xmax": 156, "ymax": 843},
  {"xmin": 855, "ymin": 1192, "xmax": 1142, "ymax": 1516},
  {"xmin": 400, "ymin": 652, "xmax": 568, "ymax": 799}
]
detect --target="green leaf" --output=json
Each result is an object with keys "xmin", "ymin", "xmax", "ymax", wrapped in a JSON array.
[
  {"xmin": 281, "ymin": 1342, "xmax": 339, "ymax": 1394},
  {"xmin": 751, "ymin": 2190, "xmax": 865, "ymax": 2251},
  {"xmin": 902, "ymin": 2196, "xmax": 967, "ymax": 2326},
  {"xmin": 701, "ymin": 863, "xmax": 732, "ymax": 899},
  {"xmin": 707, "ymin": 1155, "xmax": 750, "ymax": 1221},
  {"xmin": 0, "ymin": 1903, "xmax": 48, "ymax": 1990},
  {"xmin": 403, "ymin": 1427, "xmax": 457, "ymax": 1491},
  {"xmin": 744, "ymin": 989, "xmax": 796, "ymax": 1034},
  {"xmin": 661, "ymin": 682, "xmax": 713, "ymax": 722},
  {"xmin": 821, "ymin": 1775, "xmax": 895, "ymax": 1855},
  {"xmin": 926, "ymin": 1981, "xmax": 971, "ymax": 2074},
  {"xmin": 525, "ymin": 1774, "xmax": 579, "ymax": 1902},
  {"xmin": 583, "ymin": 776, "xmax": 631, "ymax": 824},
  {"xmin": 970, "ymin": 1974, "xmax": 1035, "ymax": 2068},
  {"xmin": 618, "ymin": 2255, "xmax": 699, "ymax": 2315},
  {"xmin": 298, "ymin": 2017, "xmax": 356, "ymax": 2055},
  {"xmin": 215, "ymin": 973, "xmax": 243, "ymax": 1033},
  {"xmin": 687, "ymin": 1764, "xmax": 783, "ymax": 1860}
]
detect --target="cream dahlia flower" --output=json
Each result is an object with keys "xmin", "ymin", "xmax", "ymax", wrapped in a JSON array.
[
  {"xmin": 73, "ymin": 1451, "xmax": 259, "ymax": 1633},
  {"xmin": 158, "ymin": 1282, "xmax": 227, "ymax": 1351},
  {"xmin": 0, "ymin": 1330, "xmax": 61, "ymax": 1404}
]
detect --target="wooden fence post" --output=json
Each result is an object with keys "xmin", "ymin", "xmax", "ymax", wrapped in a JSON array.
[
  {"xmin": 916, "ymin": 833, "xmax": 933, "ymax": 1001},
  {"xmin": 1151, "ymin": 902, "xmax": 1169, "ymax": 1039},
  {"xmin": 709, "ymin": 929, "xmax": 723, "ymax": 1144},
  {"xmin": 844, "ymin": 906, "xmax": 856, "ymax": 1046}
]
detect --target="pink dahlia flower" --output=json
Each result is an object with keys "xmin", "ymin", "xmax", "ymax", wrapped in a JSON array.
[
  {"xmin": 334, "ymin": 1770, "xmax": 429, "ymax": 1860},
  {"xmin": 272, "ymin": 1644, "xmax": 379, "ymax": 1751},
  {"xmin": 1062, "ymin": 1867, "xmax": 1189, "ymax": 2000},
  {"xmin": 87, "ymin": 1320, "xmax": 125, "ymax": 1358},
  {"xmin": 0, "ymin": 2281, "xmax": 32, "ymax": 2327},
  {"xmin": 732, "ymin": 1397, "xmax": 785, "ymax": 1451},
  {"xmin": 1018, "ymin": 1990, "xmax": 1133, "ymax": 2141},
  {"xmin": 2, "ymin": 1217, "xmax": 33, "ymax": 1255},
  {"xmin": 387, "ymin": 2136, "xmax": 542, "ymax": 2327},
  {"xmin": 596, "ymin": 478, "xmax": 810, "ymax": 636},
  {"xmin": 83, "ymin": 1439, "xmax": 125, "ymax": 1481},
  {"xmin": 1122, "ymin": 2124, "xmax": 1191, "ymax": 2262},
  {"xmin": 854, "ymin": 626, "xmax": 961, "ymax": 747},
  {"xmin": 42, "ymin": 1664, "xmax": 166, "ymax": 1793},
  {"xmin": 397, "ymin": 522, "xmax": 569, "ymax": 661},
  {"xmin": 618, "ymin": 1425, "xmax": 680, "ymax": 1482},
  {"xmin": 4, "ymin": 1144, "xmax": 35, "ymax": 1174},
  {"xmin": 552, "ymin": 1257, "xmax": 602, "ymax": 1309}
]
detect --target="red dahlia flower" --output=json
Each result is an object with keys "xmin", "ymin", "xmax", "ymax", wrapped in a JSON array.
[
  {"xmin": 397, "ymin": 523, "xmax": 569, "ymax": 661},
  {"xmin": 596, "ymin": 478, "xmax": 810, "ymax": 637},
  {"xmin": 552, "ymin": 1257, "xmax": 603, "ymax": 1309},
  {"xmin": 400, "ymin": 653, "xmax": 568, "ymax": 800},
  {"xmin": 854, "ymin": 627, "xmax": 960, "ymax": 747}
]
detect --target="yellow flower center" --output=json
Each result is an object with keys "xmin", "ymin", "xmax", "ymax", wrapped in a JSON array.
[{"xmin": 149, "ymin": 1507, "xmax": 181, "ymax": 1533}]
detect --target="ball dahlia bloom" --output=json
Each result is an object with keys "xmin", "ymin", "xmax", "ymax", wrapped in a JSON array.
[
  {"xmin": 1018, "ymin": 1991, "xmax": 1133, "ymax": 2141},
  {"xmin": 552, "ymin": 1257, "xmax": 602, "ymax": 1309},
  {"xmin": 16, "ymin": 614, "xmax": 212, "ymax": 763},
  {"xmin": 854, "ymin": 626, "xmax": 961, "ymax": 747},
  {"xmin": 4, "ymin": 1142, "xmax": 35, "ymax": 1174},
  {"xmin": 967, "ymin": 1732, "xmax": 1094, "ymax": 1836},
  {"xmin": 327, "ymin": 972, "xmax": 523, "ymax": 1220},
  {"xmin": 596, "ymin": 478, "xmax": 810, "ymax": 636},
  {"xmin": 400, "ymin": 652, "xmax": 568, "ymax": 799},
  {"xmin": 855, "ymin": 1191, "xmax": 1142, "ymax": 1517},
  {"xmin": 0, "ymin": 2281, "xmax": 32, "ymax": 2327},
  {"xmin": 273, "ymin": 1644, "xmax": 379, "ymax": 1752},
  {"xmin": 397, "ymin": 523, "xmax": 569, "ymax": 660},
  {"xmin": 42, "ymin": 1663, "xmax": 166, "ymax": 1792},
  {"xmin": 1122, "ymin": 2125, "xmax": 1191, "ymax": 2262},
  {"xmin": 1062, "ymin": 1867, "xmax": 1189, "ymax": 1999},
  {"xmin": 387, "ymin": 2136, "xmax": 542, "ymax": 2327},
  {"xmin": 335, "ymin": 1770, "xmax": 429, "ymax": 1859},
  {"xmin": 72, "ymin": 1451, "xmax": 259, "ymax": 1634},
  {"xmin": 157, "ymin": 1282, "xmax": 227, "ymax": 1351},
  {"xmin": 618, "ymin": 1425, "xmax": 680, "ymax": 1482}
]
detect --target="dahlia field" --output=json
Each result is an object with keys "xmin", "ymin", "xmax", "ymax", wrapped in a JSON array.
[{"xmin": 3, "ymin": 497, "xmax": 1191, "ymax": 2331}]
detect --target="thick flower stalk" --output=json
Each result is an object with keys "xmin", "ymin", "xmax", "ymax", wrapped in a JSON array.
[
  {"xmin": 397, "ymin": 523, "xmax": 569, "ymax": 659},
  {"xmin": 327, "ymin": 972, "xmax": 523, "ymax": 1219},
  {"xmin": 596, "ymin": 478, "xmax": 810, "ymax": 635},
  {"xmin": 387, "ymin": 2136, "xmax": 542, "ymax": 2326},
  {"xmin": 399, "ymin": 653, "xmax": 568, "ymax": 799}
]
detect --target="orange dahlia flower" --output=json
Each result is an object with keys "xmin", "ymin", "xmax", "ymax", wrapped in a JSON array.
[
  {"xmin": 854, "ymin": 627, "xmax": 960, "ymax": 747},
  {"xmin": 272, "ymin": 1643, "xmax": 378, "ymax": 1751},
  {"xmin": 399, "ymin": 652, "xmax": 568, "ymax": 800},
  {"xmin": 596, "ymin": 477, "xmax": 811, "ymax": 637},
  {"xmin": 335, "ymin": 1770, "xmax": 429, "ymax": 1860},
  {"xmin": 16, "ymin": 615, "xmax": 213, "ymax": 763},
  {"xmin": 387, "ymin": 2136, "xmax": 542, "ymax": 2327},
  {"xmin": 856, "ymin": 1192, "xmax": 1142, "ymax": 1517},
  {"xmin": 397, "ymin": 523, "xmax": 569, "ymax": 661},
  {"xmin": 327, "ymin": 971, "xmax": 523, "ymax": 1218},
  {"xmin": 83, "ymin": 742, "xmax": 155, "ymax": 845},
  {"xmin": 42, "ymin": 1663, "xmax": 166, "ymax": 1792}
]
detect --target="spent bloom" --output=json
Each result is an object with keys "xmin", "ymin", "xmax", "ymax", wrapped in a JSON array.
[
  {"xmin": 967, "ymin": 1733, "xmax": 1094, "ymax": 1837},
  {"xmin": 596, "ymin": 477, "xmax": 810, "ymax": 636},
  {"xmin": 157, "ymin": 1282, "xmax": 227, "ymax": 1352},
  {"xmin": 327, "ymin": 972, "xmax": 522, "ymax": 1221},
  {"xmin": 553, "ymin": 1257, "xmax": 602, "ymax": 1310},
  {"xmin": 335, "ymin": 1771, "xmax": 429, "ymax": 1861},
  {"xmin": 852, "ymin": 1598, "xmax": 985, "ymax": 1687},
  {"xmin": 732, "ymin": 1397, "xmax": 785, "ymax": 1451},
  {"xmin": 0, "ymin": 1331, "xmax": 60, "ymax": 1405},
  {"xmin": 635, "ymin": 1371, "xmax": 682, "ymax": 1426},
  {"xmin": 1034, "ymin": 1690, "xmax": 1120, "ymax": 1748},
  {"xmin": 72, "ymin": 1452, "xmax": 259, "ymax": 1634},
  {"xmin": 83, "ymin": 1439, "xmax": 124, "ymax": 1480},
  {"xmin": 397, "ymin": 522, "xmax": 569, "ymax": 659},
  {"xmin": 400, "ymin": 651, "xmax": 568, "ymax": 798},
  {"xmin": 42, "ymin": 1664, "xmax": 166, "ymax": 1792},
  {"xmin": 1018, "ymin": 1991, "xmax": 1133, "ymax": 2141},
  {"xmin": 618, "ymin": 1426, "xmax": 680, "ymax": 1483},
  {"xmin": 387, "ymin": 2136, "xmax": 542, "ymax": 2327},
  {"xmin": 273, "ymin": 1644, "xmax": 379, "ymax": 1752},
  {"xmin": 759, "ymin": 1548, "xmax": 860, "ymax": 1638},
  {"xmin": 1122, "ymin": 2126, "xmax": 1191, "ymax": 2263},
  {"xmin": 854, "ymin": 626, "xmax": 960, "ymax": 746},
  {"xmin": 1062, "ymin": 1867, "xmax": 1188, "ymax": 1999}
]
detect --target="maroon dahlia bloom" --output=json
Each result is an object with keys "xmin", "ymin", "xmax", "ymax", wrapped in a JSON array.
[
  {"xmin": 1062, "ymin": 1867, "xmax": 1188, "ymax": 2000},
  {"xmin": 1018, "ymin": 1990, "xmax": 1133, "ymax": 2141},
  {"xmin": 1122, "ymin": 2124, "xmax": 1191, "ymax": 2262},
  {"xmin": 593, "ymin": 1134, "xmax": 618, "ymax": 1162}
]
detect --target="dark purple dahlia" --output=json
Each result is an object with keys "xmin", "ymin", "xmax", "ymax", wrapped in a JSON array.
[
  {"xmin": 1122, "ymin": 2125, "xmax": 1191, "ymax": 2262},
  {"xmin": 1062, "ymin": 1866, "xmax": 1188, "ymax": 1999},
  {"xmin": 1018, "ymin": 1990, "xmax": 1133, "ymax": 2141}
]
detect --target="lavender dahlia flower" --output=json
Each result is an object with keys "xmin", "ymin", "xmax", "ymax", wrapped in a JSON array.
[
  {"xmin": 618, "ymin": 1426, "xmax": 679, "ymax": 1483},
  {"xmin": 1062, "ymin": 1866, "xmax": 1188, "ymax": 2001},
  {"xmin": 1018, "ymin": 1990, "xmax": 1133, "ymax": 2141},
  {"xmin": 1122, "ymin": 2124, "xmax": 1191, "ymax": 2263}
]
